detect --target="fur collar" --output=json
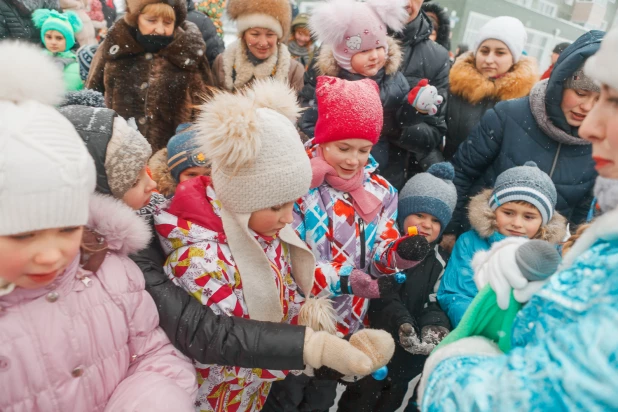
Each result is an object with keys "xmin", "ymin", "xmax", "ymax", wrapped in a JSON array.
[
  {"xmin": 221, "ymin": 40, "xmax": 292, "ymax": 91},
  {"xmin": 449, "ymin": 52, "xmax": 538, "ymax": 105},
  {"xmin": 87, "ymin": 193, "xmax": 152, "ymax": 255},
  {"xmin": 148, "ymin": 148, "xmax": 177, "ymax": 198},
  {"xmin": 101, "ymin": 20, "xmax": 206, "ymax": 70},
  {"xmin": 316, "ymin": 37, "xmax": 402, "ymax": 77},
  {"xmin": 468, "ymin": 189, "xmax": 567, "ymax": 244}
]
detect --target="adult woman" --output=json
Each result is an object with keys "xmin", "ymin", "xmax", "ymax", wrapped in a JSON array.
[
  {"xmin": 86, "ymin": 0, "xmax": 213, "ymax": 151},
  {"xmin": 444, "ymin": 16, "xmax": 538, "ymax": 160},
  {"xmin": 444, "ymin": 31, "xmax": 602, "ymax": 243},
  {"xmin": 211, "ymin": 0, "xmax": 304, "ymax": 92},
  {"xmin": 418, "ymin": 27, "xmax": 618, "ymax": 411}
]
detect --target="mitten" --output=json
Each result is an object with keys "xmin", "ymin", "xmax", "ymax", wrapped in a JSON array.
[
  {"xmin": 392, "ymin": 234, "xmax": 431, "ymax": 267},
  {"xmin": 407, "ymin": 79, "xmax": 444, "ymax": 115},
  {"xmin": 340, "ymin": 267, "xmax": 406, "ymax": 298},
  {"xmin": 399, "ymin": 323, "xmax": 435, "ymax": 355},
  {"xmin": 420, "ymin": 325, "xmax": 449, "ymax": 345}
]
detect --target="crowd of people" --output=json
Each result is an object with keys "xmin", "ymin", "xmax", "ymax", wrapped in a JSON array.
[{"xmin": 1, "ymin": 0, "xmax": 618, "ymax": 411}]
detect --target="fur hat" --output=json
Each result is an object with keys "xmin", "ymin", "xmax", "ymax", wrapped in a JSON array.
[
  {"xmin": 227, "ymin": 0, "xmax": 291, "ymax": 39},
  {"xmin": 124, "ymin": 0, "xmax": 187, "ymax": 28},
  {"xmin": 0, "ymin": 41, "xmax": 96, "ymax": 236},
  {"xmin": 196, "ymin": 79, "xmax": 315, "ymax": 322},
  {"xmin": 585, "ymin": 27, "xmax": 618, "ymax": 92},
  {"xmin": 310, "ymin": 0, "xmax": 408, "ymax": 71},
  {"xmin": 32, "ymin": 9, "xmax": 83, "ymax": 51},
  {"xmin": 474, "ymin": 16, "xmax": 527, "ymax": 64}
]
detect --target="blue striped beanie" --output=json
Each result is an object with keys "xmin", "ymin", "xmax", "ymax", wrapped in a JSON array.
[
  {"xmin": 167, "ymin": 123, "xmax": 210, "ymax": 183},
  {"xmin": 489, "ymin": 161, "xmax": 557, "ymax": 225}
]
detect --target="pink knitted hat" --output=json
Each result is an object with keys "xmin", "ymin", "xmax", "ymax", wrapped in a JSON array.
[
  {"xmin": 313, "ymin": 76, "xmax": 383, "ymax": 145},
  {"xmin": 310, "ymin": 0, "xmax": 408, "ymax": 72}
]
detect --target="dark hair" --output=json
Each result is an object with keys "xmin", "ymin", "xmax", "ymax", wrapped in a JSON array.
[
  {"xmin": 553, "ymin": 42, "xmax": 571, "ymax": 55},
  {"xmin": 455, "ymin": 43, "xmax": 469, "ymax": 58}
]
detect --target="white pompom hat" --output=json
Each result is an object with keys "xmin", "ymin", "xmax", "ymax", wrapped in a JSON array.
[{"xmin": 474, "ymin": 16, "xmax": 528, "ymax": 63}]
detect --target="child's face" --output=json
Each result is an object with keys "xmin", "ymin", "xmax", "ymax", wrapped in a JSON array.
[
  {"xmin": 321, "ymin": 139, "xmax": 373, "ymax": 179},
  {"xmin": 248, "ymin": 201, "xmax": 295, "ymax": 237},
  {"xmin": 495, "ymin": 202, "xmax": 542, "ymax": 238},
  {"xmin": 403, "ymin": 213, "xmax": 441, "ymax": 243},
  {"xmin": 294, "ymin": 28, "xmax": 311, "ymax": 47},
  {"xmin": 44, "ymin": 30, "xmax": 67, "ymax": 53},
  {"xmin": 123, "ymin": 166, "xmax": 157, "ymax": 210},
  {"xmin": 179, "ymin": 166, "xmax": 211, "ymax": 183},
  {"xmin": 350, "ymin": 47, "xmax": 386, "ymax": 77},
  {"xmin": 0, "ymin": 227, "xmax": 83, "ymax": 289}
]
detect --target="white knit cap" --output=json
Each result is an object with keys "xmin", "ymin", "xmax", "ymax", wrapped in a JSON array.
[
  {"xmin": 585, "ymin": 27, "xmax": 618, "ymax": 91},
  {"xmin": 474, "ymin": 16, "xmax": 527, "ymax": 63},
  {"xmin": 0, "ymin": 41, "xmax": 96, "ymax": 236}
]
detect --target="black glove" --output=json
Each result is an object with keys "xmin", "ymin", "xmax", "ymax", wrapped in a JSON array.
[
  {"xmin": 395, "ymin": 235, "xmax": 431, "ymax": 262},
  {"xmin": 377, "ymin": 273, "xmax": 407, "ymax": 298}
]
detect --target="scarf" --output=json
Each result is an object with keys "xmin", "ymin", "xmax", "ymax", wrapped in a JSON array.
[
  {"xmin": 310, "ymin": 148, "xmax": 382, "ymax": 223},
  {"xmin": 136, "ymin": 32, "xmax": 174, "ymax": 53},
  {"xmin": 594, "ymin": 176, "xmax": 618, "ymax": 213}
]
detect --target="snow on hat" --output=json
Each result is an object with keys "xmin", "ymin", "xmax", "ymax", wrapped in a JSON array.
[
  {"xmin": 585, "ymin": 27, "xmax": 618, "ymax": 92},
  {"xmin": 313, "ymin": 76, "xmax": 383, "ymax": 145},
  {"xmin": 167, "ymin": 123, "xmax": 209, "ymax": 183},
  {"xmin": 0, "ymin": 41, "xmax": 96, "ymax": 236},
  {"xmin": 32, "ymin": 9, "xmax": 83, "ymax": 51},
  {"xmin": 490, "ymin": 161, "xmax": 557, "ymax": 226},
  {"xmin": 310, "ymin": 0, "xmax": 408, "ymax": 72},
  {"xmin": 474, "ymin": 16, "xmax": 527, "ymax": 64},
  {"xmin": 398, "ymin": 162, "xmax": 456, "ymax": 236}
]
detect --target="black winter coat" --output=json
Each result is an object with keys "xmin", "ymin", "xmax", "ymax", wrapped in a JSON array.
[
  {"xmin": 368, "ymin": 245, "xmax": 451, "ymax": 381},
  {"xmin": 446, "ymin": 31, "xmax": 604, "ymax": 236},
  {"xmin": 0, "ymin": 0, "xmax": 59, "ymax": 42},
  {"xmin": 185, "ymin": 0, "xmax": 224, "ymax": 66}
]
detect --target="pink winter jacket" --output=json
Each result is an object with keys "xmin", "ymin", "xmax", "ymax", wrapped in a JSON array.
[{"xmin": 0, "ymin": 194, "xmax": 197, "ymax": 412}]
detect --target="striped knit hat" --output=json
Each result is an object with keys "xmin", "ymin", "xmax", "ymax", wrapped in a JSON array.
[
  {"xmin": 489, "ymin": 161, "xmax": 557, "ymax": 225},
  {"xmin": 167, "ymin": 123, "xmax": 209, "ymax": 183}
]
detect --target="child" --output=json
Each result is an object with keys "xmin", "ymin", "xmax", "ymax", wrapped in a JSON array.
[
  {"xmin": 264, "ymin": 76, "xmax": 432, "ymax": 411},
  {"xmin": 32, "ymin": 9, "xmax": 84, "ymax": 91},
  {"xmin": 149, "ymin": 123, "xmax": 211, "ymax": 198},
  {"xmin": 154, "ymin": 79, "xmax": 396, "ymax": 412},
  {"xmin": 0, "ymin": 41, "xmax": 196, "ymax": 412},
  {"xmin": 437, "ymin": 161, "xmax": 567, "ymax": 328},
  {"xmin": 288, "ymin": 13, "xmax": 314, "ymax": 70}
]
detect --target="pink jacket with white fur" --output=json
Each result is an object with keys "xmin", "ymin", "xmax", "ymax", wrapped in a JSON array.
[{"xmin": 0, "ymin": 194, "xmax": 197, "ymax": 412}]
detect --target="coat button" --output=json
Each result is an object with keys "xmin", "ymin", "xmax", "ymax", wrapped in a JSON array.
[
  {"xmin": 145, "ymin": 52, "xmax": 153, "ymax": 60},
  {"xmin": 138, "ymin": 117, "xmax": 147, "ymax": 125},
  {"xmin": 140, "ymin": 82, "xmax": 148, "ymax": 90},
  {"xmin": 71, "ymin": 366, "xmax": 84, "ymax": 377},
  {"xmin": 46, "ymin": 292, "xmax": 59, "ymax": 302}
]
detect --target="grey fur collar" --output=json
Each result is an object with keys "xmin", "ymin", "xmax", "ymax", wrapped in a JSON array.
[
  {"xmin": 594, "ymin": 176, "xmax": 618, "ymax": 213},
  {"xmin": 529, "ymin": 79, "xmax": 590, "ymax": 146}
]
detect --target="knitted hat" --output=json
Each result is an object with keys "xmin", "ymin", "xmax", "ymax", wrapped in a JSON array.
[
  {"xmin": 291, "ymin": 13, "xmax": 309, "ymax": 31},
  {"xmin": 553, "ymin": 42, "xmax": 571, "ymax": 55},
  {"xmin": 0, "ymin": 41, "xmax": 96, "ymax": 236},
  {"xmin": 585, "ymin": 27, "xmax": 618, "ymax": 92},
  {"xmin": 474, "ymin": 16, "xmax": 527, "ymax": 64},
  {"xmin": 310, "ymin": 0, "xmax": 408, "ymax": 71},
  {"xmin": 564, "ymin": 63, "xmax": 600, "ymax": 93},
  {"xmin": 398, "ymin": 162, "xmax": 456, "ymax": 236},
  {"xmin": 124, "ymin": 0, "xmax": 187, "ymax": 28},
  {"xmin": 167, "ymin": 123, "xmax": 209, "ymax": 183},
  {"xmin": 32, "ymin": 9, "xmax": 83, "ymax": 51},
  {"xmin": 196, "ymin": 79, "xmax": 315, "ymax": 322},
  {"xmin": 227, "ymin": 0, "xmax": 291, "ymax": 40},
  {"xmin": 489, "ymin": 161, "xmax": 557, "ymax": 226},
  {"xmin": 313, "ymin": 76, "xmax": 383, "ymax": 145},
  {"xmin": 77, "ymin": 44, "xmax": 98, "ymax": 81}
]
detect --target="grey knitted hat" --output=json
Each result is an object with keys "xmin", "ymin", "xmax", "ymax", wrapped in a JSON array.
[
  {"xmin": 565, "ymin": 63, "xmax": 600, "ymax": 93},
  {"xmin": 489, "ymin": 161, "xmax": 557, "ymax": 225},
  {"xmin": 398, "ymin": 162, "xmax": 457, "ymax": 235}
]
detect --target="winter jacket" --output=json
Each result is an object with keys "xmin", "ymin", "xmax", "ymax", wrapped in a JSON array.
[
  {"xmin": 421, "ymin": 1, "xmax": 451, "ymax": 52},
  {"xmin": 369, "ymin": 244, "xmax": 451, "ymax": 381},
  {"xmin": 288, "ymin": 39, "xmax": 314, "ymax": 70},
  {"xmin": 438, "ymin": 190, "xmax": 567, "ymax": 327},
  {"xmin": 0, "ymin": 194, "xmax": 197, "ymax": 412},
  {"xmin": 185, "ymin": 0, "xmax": 223, "ymax": 66},
  {"xmin": 422, "ymin": 203, "xmax": 618, "ymax": 411},
  {"xmin": 444, "ymin": 52, "xmax": 538, "ymax": 160},
  {"xmin": 212, "ymin": 39, "xmax": 304, "ymax": 93},
  {"xmin": 45, "ymin": 49, "xmax": 83, "ymax": 91},
  {"xmin": 298, "ymin": 37, "xmax": 409, "ymax": 143},
  {"xmin": 446, "ymin": 31, "xmax": 603, "ymax": 236},
  {"xmin": 0, "ymin": 0, "xmax": 59, "ymax": 42},
  {"xmin": 154, "ymin": 177, "xmax": 308, "ymax": 412},
  {"xmin": 294, "ymin": 146, "xmax": 404, "ymax": 336},
  {"xmin": 86, "ymin": 19, "xmax": 214, "ymax": 152},
  {"xmin": 60, "ymin": 0, "xmax": 97, "ymax": 45}
]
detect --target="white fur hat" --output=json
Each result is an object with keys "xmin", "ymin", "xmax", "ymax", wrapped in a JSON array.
[
  {"xmin": 474, "ymin": 16, "xmax": 527, "ymax": 63},
  {"xmin": 585, "ymin": 27, "xmax": 618, "ymax": 91},
  {"xmin": 0, "ymin": 42, "xmax": 96, "ymax": 236}
]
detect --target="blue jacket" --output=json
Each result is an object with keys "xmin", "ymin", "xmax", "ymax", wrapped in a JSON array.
[
  {"xmin": 446, "ymin": 31, "xmax": 604, "ymax": 236},
  {"xmin": 422, "ymin": 205, "xmax": 618, "ymax": 411}
]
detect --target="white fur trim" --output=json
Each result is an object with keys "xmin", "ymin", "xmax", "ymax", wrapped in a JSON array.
[
  {"xmin": 235, "ymin": 13, "xmax": 283, "ymax": 38},
  {"xmin": 0, "ymin": 41, "xmax": 64, "ymax": 105},
  {"xmin": 298, "ymin": 297, "xmax": 337, "ymax": 335}
]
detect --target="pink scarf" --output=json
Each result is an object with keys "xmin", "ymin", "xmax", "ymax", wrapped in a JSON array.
[{"xmin": 310, "ymin": 149, "xmax": 382, "ymax": 223}]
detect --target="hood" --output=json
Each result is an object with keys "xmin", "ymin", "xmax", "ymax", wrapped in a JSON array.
[
  {"xmin": 185, "ymin": 0, "xmax": 194, "ymax": 12},
  {"xmin": 546, "ymin": 31, "xmax": 604, "ymax": 137},
  {"xmin": 307, "ymin": 141, "xmax": 379, "ymax": 178},
  {"xmin": 149, "ymin": 148, "xmax": 178, "ymax": 198},
  {"xmin": 316, "ymin": 36, "xmax": 402, "ymax": 77},
  {"xmin": 421, "ymin": 2, "xmax": 451, "ymax": 50},
  {"xmin": 468, "ymin": 189, "xmax": 567, "ymax": 244},
  {"xmin": 394, "ymin": 9, "xmax": 432, "ymax": 47},
  {"xmin": 449, "ymin": 52, "xmax": 538, "ymax": 105}
]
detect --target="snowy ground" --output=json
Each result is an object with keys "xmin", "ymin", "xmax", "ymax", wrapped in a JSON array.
[{"xmin": 329, "ymin": 376, "xmax": 420, "ymax": 412}]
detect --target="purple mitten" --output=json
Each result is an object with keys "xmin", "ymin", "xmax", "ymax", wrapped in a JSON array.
[{"xmin": 346, "ymin": 269, "xmax": 405, "ymax": 298}]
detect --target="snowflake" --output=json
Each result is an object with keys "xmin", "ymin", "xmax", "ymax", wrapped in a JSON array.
[
  {"xmin": 204, "ymin": 288, "xmax": 213, "ymax": 297},
  {"xmin": 194, "ymin": 400, "xmax": 202, "ymax": 407}
]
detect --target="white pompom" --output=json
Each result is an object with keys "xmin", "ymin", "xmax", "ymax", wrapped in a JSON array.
[{"xmin": 366, "ymin": 0, "xmax": 409, "ymax": 32}]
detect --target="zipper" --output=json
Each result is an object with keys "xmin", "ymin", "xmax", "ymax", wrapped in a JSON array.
[
  {"xmin": 359, "ymin": 219, "xmax": 366, "ymax": 269},
  {"xmin": 549, "ymin": 143, "xmax": 562, "ymax": 178}
]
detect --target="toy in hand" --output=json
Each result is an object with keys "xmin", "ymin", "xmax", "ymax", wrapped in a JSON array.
[{"xmin": 407, "ymin": 79, "xmax": 444, "ymax": 115}]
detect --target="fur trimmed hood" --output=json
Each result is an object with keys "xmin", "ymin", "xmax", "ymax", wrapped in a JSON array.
[
  {"xmin": 148, "ymin": 148, "xmax": 177, "ymax": 198},
  {"xmin": 316, "ymin": 36, "xmax": 402, "ymax": 76},
  {"xmin": 468, "ymin": 189, "xmax": 567, "ymax": 244},
  {"xmin": 88, "ymin": 193, "xmax": 152, "ymax": 255},
  {"xmin": 449, "ymin": 52, "xmax": 538, "ymax": 105},
  {"xmin": 421, "ymin": 3, "xmax": 451, "ymax": 51}
]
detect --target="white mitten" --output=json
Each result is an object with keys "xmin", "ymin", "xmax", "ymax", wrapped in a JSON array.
[{"xmin": 407, "ymin": 79, "xmax": 444, "ymax": 115}]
